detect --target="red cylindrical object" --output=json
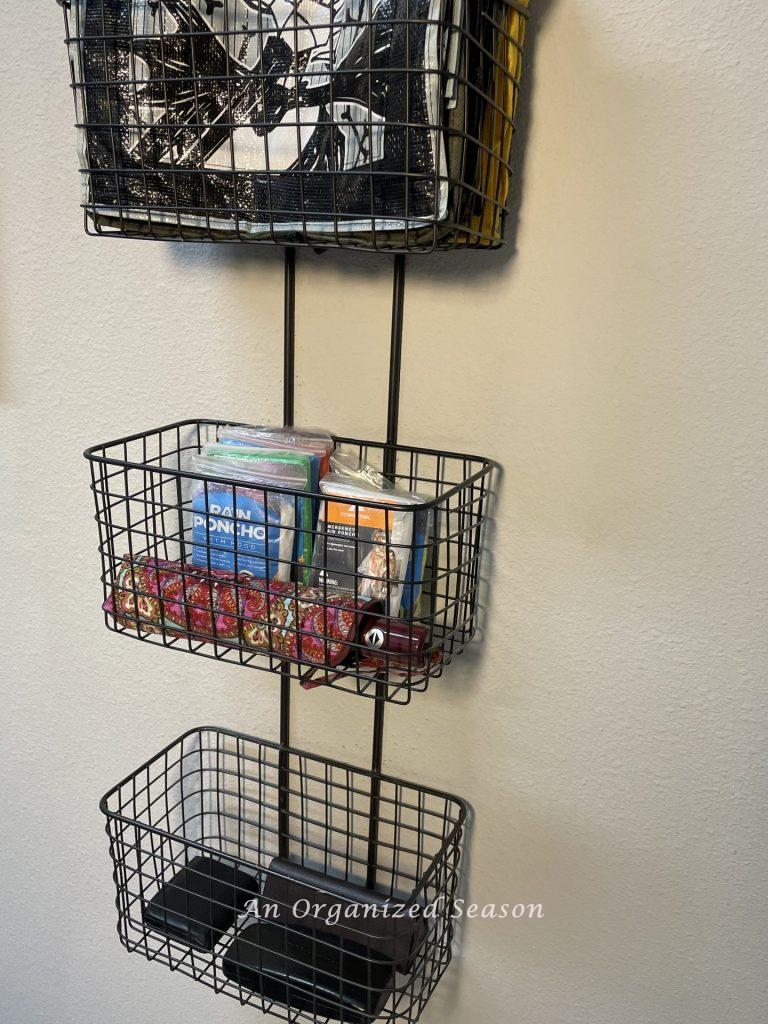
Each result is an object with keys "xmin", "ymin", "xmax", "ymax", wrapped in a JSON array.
[{"xmin": 360, "ymin": 617, "xmax": 430, "ymax": 662}]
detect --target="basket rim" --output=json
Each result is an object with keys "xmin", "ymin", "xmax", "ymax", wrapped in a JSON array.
[
  {"xmin": 83, "ymin": 417, "xmax": 494, "ymax": 511},
  {"xmin": 100, "ymin": 723, "xmax": 469, "ymax": 821}
]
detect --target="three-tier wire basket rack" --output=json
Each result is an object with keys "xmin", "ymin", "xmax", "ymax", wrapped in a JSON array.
[{"xmin": 58, "ymin": 2, "xmax": 531, "ymax": 1022}]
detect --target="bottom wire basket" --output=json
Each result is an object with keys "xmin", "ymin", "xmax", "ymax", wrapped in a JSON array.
[{"xmin": 101, "ymin": 727, "xmax": 467, "ymax": 1024}]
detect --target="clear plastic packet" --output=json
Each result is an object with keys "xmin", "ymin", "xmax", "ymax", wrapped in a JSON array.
[
  {"xmin": 320, "ymin": 458, "xmax": 431, "ymax": 616},
  {"xmin": 329, "ymin": 445, "xmax": 394, "ymax": 490},
  {"xmin": 187, "ymin": 452, "xmax": 298, "ymax": 582},
  {"xmin": 200, "ymin": 444, "xmax": 315, "ymax": 581},
  {"xmin": 219, "ymin": 425, "xmax": 334, "ymax": 486},
  {"xmin": 218, "ymin": 423, "xmax": 333, "ymax": 449},
  {"xmin": 310, "ymin": 475, "xmax": 427, "ymax": 615}
]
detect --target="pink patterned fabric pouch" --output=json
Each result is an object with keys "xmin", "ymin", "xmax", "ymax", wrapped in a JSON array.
[{"xmin": 105, "ymin": 556, "xmax": 378, "ymax": 668}]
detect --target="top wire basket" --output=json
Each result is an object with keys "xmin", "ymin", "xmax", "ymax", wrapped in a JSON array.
[{"xmin": 59, "ymin": 0, "xmax": 529, "ymax": 252}]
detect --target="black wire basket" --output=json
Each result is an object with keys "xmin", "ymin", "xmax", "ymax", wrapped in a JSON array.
[
  {"xmin": 59, "ymin": 0, "xmax": 529, "ymax": 251},
  {"xmin": 102, "ymin": 726, "xmax": 467, "ymax": 1024},
  {"xmin": 85, "ymin": 419, "xmax": 492, "ymax": 704}
]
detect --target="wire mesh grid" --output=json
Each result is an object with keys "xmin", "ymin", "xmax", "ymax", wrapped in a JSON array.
[
  {"xmin": 102, "ymin": 726, "xmax": 467, "ymax": 1024},
  {"xmin": 85, "ymin": 419, "xmax": 492, "ymax": 704},
  {"xmin": 59, "ymin": 0, "xmax": 529, "ymax": 251}
]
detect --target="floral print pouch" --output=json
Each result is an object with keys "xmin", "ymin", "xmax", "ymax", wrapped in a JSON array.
[{"xmin": 105, "ymin": 556, "xmax": 379, "ymax": 669}]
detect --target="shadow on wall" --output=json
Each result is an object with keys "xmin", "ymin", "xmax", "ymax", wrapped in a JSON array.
[{"xmin": 438, "ymin": 785, "xmax": 708, "ymax": 1019}]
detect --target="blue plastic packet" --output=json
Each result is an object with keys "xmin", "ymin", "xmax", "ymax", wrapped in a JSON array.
[
  {"xmin": 188, "ymin": 454, "xmax": 297, "ymax": 580},
  {"xmin": 202, "ymin": 443, "xmax": 314, "ymax": 582}
]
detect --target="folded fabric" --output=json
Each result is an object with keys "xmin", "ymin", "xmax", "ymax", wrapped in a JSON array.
[
  {"xmin": 462, "ymin": 0, "xmax": 529, "ymax": 247},
  {"xmin": 72, "ymin": 0, "xmax": 449, "ymax": 237},
  {"xmin": 106, "ymin": 556, "xmax": 378, "ymax": 667}
]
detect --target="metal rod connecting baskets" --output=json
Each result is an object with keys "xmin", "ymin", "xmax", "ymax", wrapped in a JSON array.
[
  {"xmin": 86, "ymin": 419, "xmax": 492, "ymax": 704},
  {"xmin": 60, "ymin": 0, "xmax": 529, "ymax": 251},
  {"xmin": 102, "ymin": 726, "xmax": 467, "ymax": 1024}
]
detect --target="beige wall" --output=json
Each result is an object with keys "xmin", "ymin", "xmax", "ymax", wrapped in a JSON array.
[{"xmin": 1, "ymin": 2, "xmax": 766, "ymax": 1022}]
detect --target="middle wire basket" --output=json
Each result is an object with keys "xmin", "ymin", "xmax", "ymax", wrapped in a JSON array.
[
  {"xmin": 86, "ymin": 419, "xmax": 492, "ymax": 704},
  {"xmin": 102, "ymin": 726, "xmax": 468, "ymax": 1024}
]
